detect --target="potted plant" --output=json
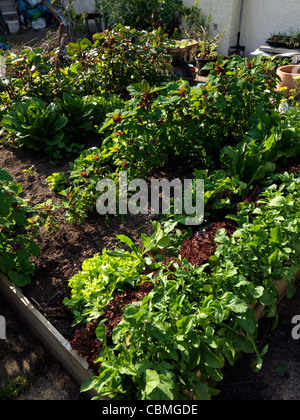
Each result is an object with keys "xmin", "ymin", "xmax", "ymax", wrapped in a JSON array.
[
  {"xmin": 195, "ymin": 17, "xmax": 227, "ymax": 75},
  {"xmin": 267, "ymin": 29, "xmax": 300, "ymax": 49},
  {"xmin": 182, "ymin": 1, "xmax": 227, "ymax": 75},
  {"xmin": 277, "ymin": 64, "xmax": 300, "ymax": 98}
]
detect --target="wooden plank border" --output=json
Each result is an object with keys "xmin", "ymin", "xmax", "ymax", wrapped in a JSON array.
[{"xmin": 0, "ymin": 271, "xmax": 100, "ymax": 399}]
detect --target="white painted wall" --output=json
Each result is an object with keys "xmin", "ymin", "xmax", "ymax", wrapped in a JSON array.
[
  {"xmin": 240, "ymin": 0, "xmax": 300, "ymax": 56},
  {"xmin": 183, "ymin": 0, "xmax": 300, "ymax": 57},
  {"xmin": 60, "ymin": 0, "xmax": 96, "ymax": 15}
]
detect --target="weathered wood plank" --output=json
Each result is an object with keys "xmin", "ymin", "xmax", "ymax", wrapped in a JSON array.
[{"xmin": 0, "ymin": 271, "xmax": 100, "ymax": 399}]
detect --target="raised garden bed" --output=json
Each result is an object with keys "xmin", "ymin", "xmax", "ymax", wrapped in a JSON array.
[
  {"xmin": 1, "ymin": 141, "xmax": 300, "ymax": 400},
  {"xmin": 0, "ymin": 244, "xmax": 294, "ymax": 400}
]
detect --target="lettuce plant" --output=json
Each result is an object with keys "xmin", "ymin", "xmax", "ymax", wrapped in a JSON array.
[{"xmin": 1, "ymin": 97, "xmax": 68, "ymax": 152}]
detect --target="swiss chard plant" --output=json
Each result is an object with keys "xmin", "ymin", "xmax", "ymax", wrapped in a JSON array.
[{"xmin": 220, "ymin": 105, "xmax": 300, "ymax": 185}]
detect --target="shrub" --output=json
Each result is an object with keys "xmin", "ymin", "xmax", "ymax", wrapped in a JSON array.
[
  {"xmin": 67, "ymin": 25, "xmax": 173, "ymax": 98},
  {"xmin": 98, "ymin": 0, "xmax": 183, "ymax": 35}
]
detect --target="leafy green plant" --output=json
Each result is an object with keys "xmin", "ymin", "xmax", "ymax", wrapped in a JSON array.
[
  {"xmin": 97, "ymin": 0, "xmax": 183, "ymax": 35},
  {"xmin": 220, "ymin": 105, "xmax": 300, "ymax": 184},
  {"xmin": 63, "ymin": 248, "xmax": 145, "ymax": 325},
  {"xmin": 47, "ymin": 172, "xmax": 68, "ymax": 192},
  {"xmin": 64, "ymin": 221, "xmax": 171, "ymax": 324},
  {"xmin": 61, "ymin": 53, "xmax": 292, "ymax": 223},
  {"xmin": 67, "ymin": 26, "xmax": 173, "ymax": 98},
  {"xmin": 99, "ymin": 79, "xmax": 208, "ymax": 178},
  {"xmin": 1, "ymin": 48, "xmax": 57, "ymax": 106},
  {"xmin": 0, "ymin": 168, "xmax": 59, "ymax": 286},
  {"xmin": 55, "ymin": 93, "xmax": 95, "ymax": 138},
  {"xmin": 60, "ymin": 80, "xmax": 210, "ymax": 222},
  {"xmin": 1, "ymin": 97, "xmax": 68, "ymax": 153},
  {"xmin": 83, "ymin": 94, "xmax": 125, "ymax": 129},
  {"xmin": 59, "ymin": 147, "xmax": 110, "ymax": 223},
  {"xmin": 165, "ymin": 168, "xmax": 248, "ymax": 226},
  {"xmin": 67, "ymin": 170, "xmax": 300, "ymax": 400},
  {"xmin": 201, "ymin": 54, "xmax": 283, "ymax": 149}
]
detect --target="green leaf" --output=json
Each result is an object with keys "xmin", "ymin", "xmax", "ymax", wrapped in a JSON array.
[
  {"xmin": 190, "ymin": 374, "xmax": 211, "ymax": 400},
  {"xmin": 236, "ymin": 309, "xmax": 258, "ymax": 335},
  {"xmin": 0, "ymin": 191, "xmax": 11, "ymax": 217},
  {"xmin": 8, "ymin": 271, "xmax": 31, "ymax": 287},
  {"xmin": 0, "ymin": 168, "xmax": 13, "ymax": 182},
  {"xmin": 145, "ymin": 369, "xmax": 160, "ymax": 395},
  {"xmin": 95, "ymin": 319, "xmax": 107, "ymax": 344},
  {"xmin": 144, "ymin": 369, "xmax": 175, "ymax": 400},
  {"xmin": 223, "ymin": 292, "xmax": 248, "ymax": 313},
  {"xmin": 150, "ymin": 321, "xmax": 172, "ymax": 342},
  {"xmin": 268, "ymin": 196, "xmax": 286, "ymax": 208},
  {"xmin": 12, "ymin": 209, "xmax": 27, "ymax": 226},
  {"xmin": 270, "ymin": 225, "xmax": 282, "ymax": 244},
  {"xmin": 105, "ymin": 250, "xmax": 134, "ymax": 258},
  {"xmin": 116, "ymin": 234, "xmax": 138, "ymax": 254},
  {"xmin": 176, "ymin": 315, "xmax": 197, "ymax": 335},
  {"xmin": 0, "ymin": 252, "xmax": 15, "ymax": 273},
  {"xmin": 28, "ymin": 241, "xmax": 40, "ymax": 257},
  {"xmin": 156, "ymin": 236, "xmax": 170, "ymax": 249},
  {"xmin": 200, "ymin": 343, "xmax": 224, "ymax": 369}
]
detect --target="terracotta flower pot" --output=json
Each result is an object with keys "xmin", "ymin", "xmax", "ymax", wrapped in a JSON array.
[{"xmin": 277, "ymin": 65, "xmax": 300, "ymax": 98}]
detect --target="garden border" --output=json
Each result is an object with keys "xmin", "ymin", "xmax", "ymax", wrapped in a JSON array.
[
  {"xmin": 0, "ymin": 270, "xmax": 294, "ymax": 400},
  {"xmin": 0, "ymin": 270, "xmax": 101, "ymax": 400}
]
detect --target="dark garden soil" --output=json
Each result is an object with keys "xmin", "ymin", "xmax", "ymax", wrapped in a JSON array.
[
  {"xmin": 0, "ymin": 293, "xmax": 89, "ymax": 400},
  {"xmin": 0, "ymin": 141, "xmax": 157, "ymax": 338}
]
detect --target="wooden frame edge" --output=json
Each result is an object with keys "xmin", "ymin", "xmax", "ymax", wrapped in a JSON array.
[{"xmin": 0, "ymin": 271, "xmax": 100, "ymax": 399}]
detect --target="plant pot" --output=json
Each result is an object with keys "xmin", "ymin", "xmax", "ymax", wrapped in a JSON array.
[
  {"xmin": 166, "ymin": 39, "xmax": 198, "ymax": 61},
  {"xmin": 266, "ymin": 38, "xmax": 290, "ymax": 49},
  {"xmin": 196, "ymin": 58, "xmax": 213, "ymax": 76},
  {"xmin": 266, "ymin": 38, "xmax": 300, "ymax": 50},
  {"xmin": 277, "ymin": 65, "xmax": 300, "ymax": 98}
]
